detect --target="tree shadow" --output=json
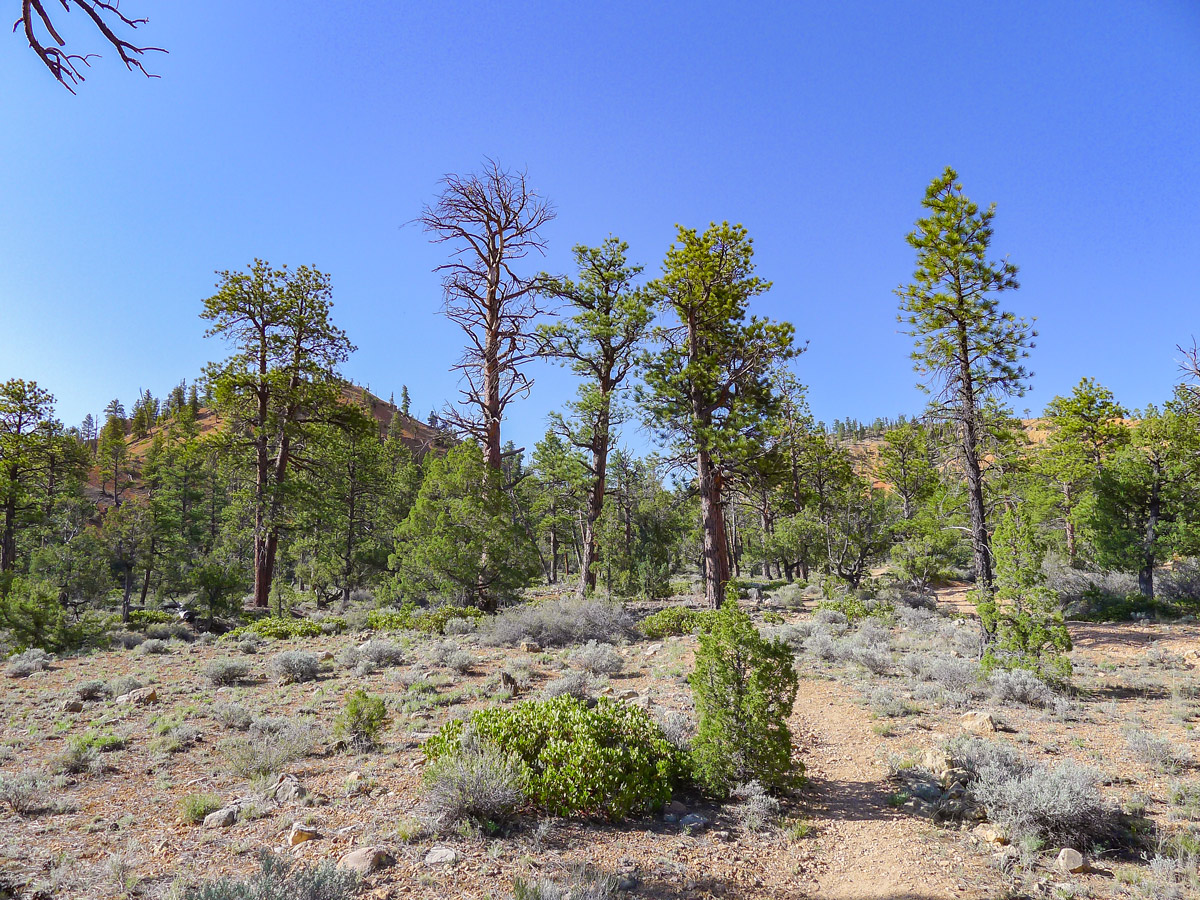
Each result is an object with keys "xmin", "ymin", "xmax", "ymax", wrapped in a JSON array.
[{"xmin": 799, "ymin": 774, "xmax": 906, "ymax": 823}]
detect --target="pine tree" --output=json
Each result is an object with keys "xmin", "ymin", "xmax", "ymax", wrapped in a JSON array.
[
  {"xmin": 399, "ymin": 385, "xmax": 411, "ymax": 417},
  {"xmin": 642, "ymin": 222, "xmax": 797, "ymax": 606},
  {"xmin": 897, "ymin": 167, "xmax": 1034, "ymax": 630},
  {"xmin": 540, "ymin": 237, "xmax": 654, "ymax": 595}
]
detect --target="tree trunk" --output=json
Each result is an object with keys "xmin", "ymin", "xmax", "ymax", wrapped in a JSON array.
[
  {"xmin": 578, "ymin": 414, "xmax": 610, "ymax": 597},
  {"xmin": 698, "ymin": 450, "xmax": 730, "ymax": 607},
  {"xmin": 1, "ymin": 464, "xmax": 17, "ymax": 572},
  {"xmin": 956, "ymin": 324, "xmax": 994, "ymax": 616},
  {"xmin": 1140, "ymin": 470, "xmax": 1161, "ymax": 600},
  {"xmin": 1060, "ymin": 482, "xmax": 1077, "ymax": 561}
]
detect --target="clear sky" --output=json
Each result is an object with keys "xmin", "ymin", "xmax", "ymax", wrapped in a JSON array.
[{"xmin": 1, "ymin": 1, "xmax": 1197, "ymax": 455}]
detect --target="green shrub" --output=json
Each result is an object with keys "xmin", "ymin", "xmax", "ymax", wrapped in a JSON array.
[
  {"xmin": 424, "ymin": 696, "xmax": 686, "ymax": 819},
  {"xmin": 815, "ymin": 594, "xmax": 891, "ymax": 623},
  {"xmin": 638, "ymin": 606, "xmax": 714, "ymax": 639},
  {"xmin": 178, "ymin": 792, "xmax": 224, "ymax": 824},
  {"xmin": 205, "ymin": 658, "xmax": 251, "ymax": 686},
  {"xmin": 689, "ymin": 597, "xmax": 799, "ymax": 797},
  {"xmin": 333, "ymin": 690, "xmax": 389, "ymax": 751},
  {"xmin": 0, "ymin": 577, "xmax": 113, "ymax": 652},
  {"xmin": 366, "ymin": 603, "xmax": 483, "ymax": 635},
  {"xmin": 128, "ymin": 610, "xmax": 177, "ymax": 628},
  {"xmin": 225, "ymin": 618, "xmax": 323, "ymax": 641}
]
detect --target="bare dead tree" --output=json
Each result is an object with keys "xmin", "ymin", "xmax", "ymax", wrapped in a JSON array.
[
  {"xmin": 15, "ymin": 0, "xmax": 164, "ymax": 93},
  {"xmin": 1179, "ymin": 338, "xmax": 1200, "ymax": 413},
  {"xmin": 419, "ymin": 160, "xmax": 555, "ymax": 470}
]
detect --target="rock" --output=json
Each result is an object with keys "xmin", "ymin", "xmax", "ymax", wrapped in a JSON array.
[
  {"xmin": 644, "ymin": 643, "xmax": 663, "ymax": 656},
  {"xmin": 909, "ymin": 779, "xmax": 943, "ymax": 802},
  {"xmin": 424, "ymin": 846, "xmax": 459, "ymax": 866},
  {"xmin": 116, "ymin": 687, "xmax": 158, "ymax": 706},
  {"xmin": 518, "ymin": 641, "xmax": 540, "ymax": 653},
  {"xmin": 617, "ymin": 690, "xmax": 639, "ymax": 701},
  {"xmin": 665, "ymin": 800, "xmax": 688, "ymax": 815},
  {"xmin": 663, "ymin": 813, "xmax": 679, "ymax": 824},
  {"xmin": 62, "ymin": 699, "xmax": 83, "ymax": 713},
  {"xmin": 616, "ymin": 874, "xmax": 639, "ymax": 891},
  {"xmin": 992, "ymin": 846, "xmax": 1021, "ymax": 872},
  {"xmin": 973, "ymin": 824, "xmax": 1008, "ymax": 845},
  {"xmin": 747, "ymin": 587, "xmax": 762, "ymax": 600},
  {"xmin": 941, "ymin": 767, "xmax": 971, "ymax": 788},
  {"xmin": 945, "ymin": 782, "xmax": 967, "ymax": 799},
  {"xmin": 338, "ymin": 847, "xmax": 395, "ymax": 875},
  {"xmin": 923, "ymin": 747, "xmax": 954, "ymax": 773},
  {"xmin": 960, "ymin": 711, "xmax": 997, "ymax": 734},
  {"xmin": 1055, "ymin": 848, "xmax": 1086, "ymax": 874},
  {"xmin": 320, "ymin": 651, "xmax": 335, "ymax": 661},
  {"xmin": 679, "ymin": 813, "xmax": 709, "ymax": 830},
  {"xmin": 204, "ymin": 807, "xmax": 238, "ymax": 828},
  {"xmin": 287, "ymin": 823, "xmax": 322, "ymax": 846},
  {"xmin": 273, "ymin": 774, "xmax": 307, "ymax": 803},
  {"xmin": 712, "ymin": 830, "xmax": 732, "ymax": 841}
]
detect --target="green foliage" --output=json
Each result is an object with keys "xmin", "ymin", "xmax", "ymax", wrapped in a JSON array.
[
  {"xmin": 178, "ymin": 792, "xmax": 223, "ymax": 824},
  {"xmin": 689, "ymin": 598, "xmax": 800, "ymax": 796},
  {"xmin": 816, "ymin": 593, "xmax": 891, "ymax": 623},
  {"xmin": 365, "ymin": 602, "xmax": 482, "ymax": 635},
  {"xmin": 127, "ymin": 610, "xmax": 176, "ymax": 627},
  {"xmin": 977, "ymin": 509, "xmax": 1072, "ymax": 680},
  {"xmin": 389, "ymin": 443, "xmax": 538, "ymax": 610},
  {"xmin": 424, "ymin": 696, "xmax": 687, "ymax": 819},
  {"xmin": 225, "ymin": 617, "xmax": 324, "ymax": 641},
  {"xmin": 638, "ymin": 606, "xmax": 714, "ymax": 639},
  {"xmin": 0, "ymin": 577, "xmax": 112, "ymax": 652},
  {"xmin": 333, "ymin": 689, "xmax": 389, "ymax": 750}
]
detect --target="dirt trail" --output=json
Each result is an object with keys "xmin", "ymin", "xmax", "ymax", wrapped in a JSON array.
[{"xmin": 791, "ymin": 677, "xmax": 987, "ymax": 900}]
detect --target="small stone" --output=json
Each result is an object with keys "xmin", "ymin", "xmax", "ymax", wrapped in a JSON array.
[
  {"xmin": 923, "ymin": 747, "xmax": 954, "ymax": 773},
  {"xmin": 1055, "ymin": 848, "xmax": 1086, "ymax": 874},
  {"xmin": 287, "ymin": 823, "xmax": 322, "ymax": 846},
  {"xmin": 960, "ymin": 711, "xmax": 997, "ymax": 734},
  {"xmin": 712, "ymin": 829, "xmax": 732, "ymax": 841},
  {"xmin": 644, "ymin": 643, "xmax": 663, "ymax": 656},
  {"xmin": 680, "ymin": 813, "xmax": 709, "ymax": 830},
  {"xmin": 203, "ymin": 807, "xmax": 238, "ymax": 828},
  {"xmin": 666, "ymin": 800, "xmax": 688, "ymax": 815},
  {"xmin": 518, "ymin": 641, "xmax": 540, "ymax": 653},
  {"xmin": 424, "ymin": 846, "xmax": 459, "ymax": 866},
  {"xmin": 973, "ymin": 824, "xmax": 1008, "ymax": 845},
  {"xmin": 116, "ymin": 687, "xmax": 158, "ymax": 706},
  {"xmin": 663, "ymin": 813, "xmax": 679, "ymax": 824},
  {"xmin": 338, "ymin": 846, "xmax": 395, "ymax": 875},
  {"xmin": 273, "ymin": 774, "xmax": 307, "ymax": 803},
  {"xmin": 62, "ymin": 699, "xmax": 83, "ymax": 713},
  {"xmin": 910, "ymin": 781, "xmax": 943, "ymax": 803},
  {"xmin": 941, "ymin": 767, "xmax": 971, "ymax": 788}
]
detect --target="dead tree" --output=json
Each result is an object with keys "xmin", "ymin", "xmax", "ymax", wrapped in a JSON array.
[
  {"xmin": 15, "ymin": 1, "xmax": 164, "ymax": 92},
  {"xmin": 419, "ymin": 160, "xmax": 555, "ymax": 471}
]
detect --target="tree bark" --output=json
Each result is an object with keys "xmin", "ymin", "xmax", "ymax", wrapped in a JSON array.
[
  {"xmin": 1139, "ymin": 468, "xmax": 1161, "ymax": 599},
  {"xmin": 698, "ymin": 449, "xmax": 730, "ymax": 606}
]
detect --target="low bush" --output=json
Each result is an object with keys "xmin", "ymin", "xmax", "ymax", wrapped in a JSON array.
[
  {"xmin": 237, "ymin": 639, "xmax": 260, "ymax": 655},
  {"xmin": 6, "ymin": 648, "xmax": 50, "ymax": 678},
  {"xmin": 178, "ymin": 792, "xmax": 224, "ymax": 825},
  {"xmin": 638, "ymin": 607, "xmax": 710, "ymax": 639},
  {"xmin": 181, "ymin": 849, "xmax": 357, "ymax": 900},
  {"xmin": 423, "ymin": 740, "xmax": 525, "ymax": 830},
  {"xmin": 952, "ymin": 737, "xmax": 1112, "ymax": 845},
  {"xmin": 802, "ymin": 628, "xmax": 837, "ymax": 661},
  {"xmin": 138, "ymin": 638, "xmax": 172, "ymax": 655},
  {"xmin": 51, "ymin": 730, "xmax": 126, "ymax": 774},
  {"xmin": 109, "ymin": 630, "xmax": 145, "ymax": 650},
  {"xmin": 268, "ymin": 651, "xmax": 320, "ymax": 684},
  {"xmin": 0, "ymin": 771, "xmax": 61, "ymax": 816},
  {"xmin": 108, "ymin": 675, "xmax": 141, "ymax": 697},
  {"xmin": 221, "ymin": 720, "xmax": 321, "ymax": 777},
  {"xmin": 817, "ymin": 594, "xmax": 892, "ymax": 623},
  {"xmin": 366, "ymin": 603, "xmax": 483, "ymax": 635},
  {"xmin": 128, "ymin": 610, "xmax": 176, "ymax": 628},
  {"xmin": 690, "ymin": 598, "xmax": 799, "ymax": 796},
  {"xmin": 226, "ymin": 618, "xmax": 323, "ymax": 641},
  {"xmin": 145, "ymin": 622, "xmax": 194, "ymax": 642},
  {"xmin": 212, "ymin": 703, "xmax": 254, "ymax": 731},
  {"xmin": 75, "ymin": 679, "xmax": 111, "ymax": 701},
  {"xmin": 508, "ymin": 869, "xmax": 618, "ymax": 900},
  {"xmin": 567, "ymin": 641, "xmax": 623, "ymax": 675},
  {"xmin": 542, "ymin": 671, "xmax": 593, "ymax": 700},
  {"xmin": 338, "ymin": 639, "xmax": 404, "ymax": 672},
  {"xmin": 445, "ymin": 649, "xmax": 475, "ymax": 674},
  {"xmin": 989, "ymin": 669, "xmax": 1055, "ymax": 707},
  {"xmin": 151, "ymin": 723, "xmax": 201, "ymax": 754},
  {"xmin": 424, "ymin": 695, "xmax": 686, "ymax": 818},
  {"xmin": 333, "ymin": 690, "xmax": 389, "ymax": 751},
  {"xmin": 731, "ymin": 780, "xmax": 781, "ymax": 832},
  {"xmin": 1125, "ymin": 727, "xmax": 1191, "ymax": 775},
  {"xmin": 483, "ymin": 597, "xmax": 632, "ymax": 648},
  {"xmin": 205, "ymin": 659, "xmax": 251, "ymax": 686}
]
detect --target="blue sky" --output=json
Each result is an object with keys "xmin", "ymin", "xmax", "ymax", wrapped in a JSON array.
[{"xmin": 1, "ymin": 1, "xmax": 1197, "ymax": 455}]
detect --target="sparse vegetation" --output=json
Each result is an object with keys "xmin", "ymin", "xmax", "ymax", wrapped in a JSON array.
[{"xmin": 268, "ymin": 651, "xmax": 320, "ymax": 684}]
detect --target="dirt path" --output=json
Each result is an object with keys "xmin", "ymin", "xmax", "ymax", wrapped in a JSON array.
[{"xmin": 791, "ymin": 677, "xmax": 990, "ymax": 900}]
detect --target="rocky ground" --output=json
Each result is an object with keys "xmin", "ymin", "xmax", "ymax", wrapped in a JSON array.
[{"xmin": 1, "ymin": 585, "xmax": 1198, "ymax": 899}]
